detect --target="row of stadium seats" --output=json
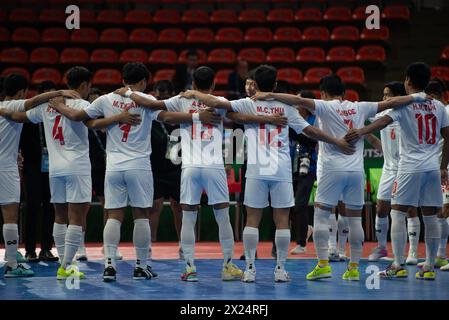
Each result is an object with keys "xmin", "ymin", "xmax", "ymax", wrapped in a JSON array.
[
  {"xmin": 0, "ymin": 6, "xmax": 410, "ymax": 24},
  {"xmin": 430, "ymin": 66, "xmax": 449, "ymax": 82},
  {"xmin": 0, "ymin": 46, "xmax": 387, "ymax": 65},
  {"xmin": 1, "ymin": 26, "xmax": 390, "ymax": 44},
  {"xmin": 440, "ymin": 45, "xmax": 449, "ymax": 65}
]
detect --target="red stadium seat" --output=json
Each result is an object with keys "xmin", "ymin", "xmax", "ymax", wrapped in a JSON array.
[
  {"xmin": 90, "ymin": 49, "xmax": 119, "ymax": 63},
  {"xmin": 1, "ymin": 67, "xmax": 31, "ymax": 81},
  {"xmin": 60, "ymin": 48, "xmax": 89, "ymax": 64},
  {"xmin": 71, "ymin": 28, "xmax": 98, "ymax": 43},
  {"xmin": 210, "ymin": 10, "xmax": 237, "ymax": 24},
  {"xmin": 273, "ymin": 27, "xmax": 301, "ymax": 42},
  {"xmin": 382, "ymin": 6, "xmax": 410, "ymax": 20},
  {"xmin": 99, "ymin": 28, "xmax": 128, "ymax": 43},
  {"xmin": 9, "ymin": 8, "xmax": 37, "ymax": 23},
  {"xmin": 186, "ymin": 28, "xmax": 214, "ymax": 43},
  {"xmin": 345, "ymin": 89, "xmax": 360, "ymax": 102},
  {"xmin": 178, "ymin": 49, "xmax": 207, "ymax": 64},
  {"xmin": 42, "ymin": 28, "xmax": 69, "ymax": 43},
  {"xmin": 125, "ymin": 9, "xmax": 152, "ymax": 24},
  {"xmin": 238, "ymin": 9, "xmax": 265, "ymax": 23},
  {"xmin": 324, "ymin": 7, "xmax": 352, "ymax": 22},
  {"xmin": 238, "ymin": 48, "xmax": 266, "ymax": 64},
  {"xmin": 208, "ymin": 49, "xmax": 236, "ymax": 64},
  {"xmin": 245, "ymin": 28, "xmax": 272, "ymax": 43},
  {"xmin": 267, "ymin": 9, "xmax": 294, "ymax": 23},
  {"xmin": 337, "ymin": 67, "xmax": 365, "ymax": 84},
  {"xmin": 153, "ymin": 69, "xmax": 176, "ymax": 83},
  {"xmin": 441, "ymin": 46, "xmax": 449, "ymax": 61},
  {"xmin": 326, "ymin": 46, "xmax": 356, "ymax": 62},
  {"xmin": 302, "ymin": 27, "xmax": 330, "ymax": 42},
  {"xmin": 361, "ymin": 26, "xmax": 390, "ymax": 41},
  {"xmin": 356, "ymin": 45, "xmax": 386, "ymax": 62},
  {"xmin": 214, "ymin": 69, "xmax": 233, "ymax": 86},
  {"xmin": 331, "ymin": 26, "xmax": 360, "ymax": 41},
  {"xmin": 129, "ymin": 28, "xmax": 157, "ymax": 44},
  {"xmin": 352, "ymin": 6, "xmax": 367, "ymax": 21},
  {"xmin": 296, "ymin": 47, "xmax": 325, "ymax": 63},
  {"xmin": 153, "ymin": 9, "xmax": 180, "ymax": 24},
  {"xmin": 277, "ymin": 68, "xmax": 303, "ymax": 85},
  {"xmin": 149, "ymin": 49, "xmax": 178, "ymax": 64},
  {"xmin": 304, "ymin": 67, "xmax": 332, "ymax": 84},
  {"xmin": 80, "ymin": 9, "xmax": 96, "ymax": 23},
  {"xmin": 31, "ymin": 68, "xmax": 61, "ymax": 85},
  {"xmin": 12, "ymin": 27, "xmax": 40, "ymax": 43},
  {"xmin": 93, "ymin": 69, "xmax": 122, "ymax": 86},
  {"xmin": 295, "ymin": 8, "xmax": 322, "ymax": 22},
  {"xmin": 0, "ymin": 47, "xmax": 28, "ymax": 64},
  {"xmin": 119, "ymin": 49, "xmax": 148, "ymax": 63},
  {"xmin": 182, "ymin": 9, "xmax": 209, "ymax": 24},
  {"xmin": 431, "ymin": 66, "xmax": 449, "ymax": 81},
  {"xmin": 215, "ymin": 28, "xmax": 243, "ymax": 43},
  {"xmin": 0, "ymin": 27, "xmax": 10, "ymax": 42},
  {"xmin": 97, "ymin": 9, "xmax": 124, "ymax": 24},
  {"xmin": 267, "ymin": 47, "xmax": 295, "ymax": 63},
  {"xmin": 30, "ymin": 47, "xmax": 59, "ymax": 64},
  {"xmin": 39, "ymin": 9, "xmax": 66, "ymax": 23},
  {"xmin": 158, "ymin": 28, "xmax": 185, "ymax": 43}
]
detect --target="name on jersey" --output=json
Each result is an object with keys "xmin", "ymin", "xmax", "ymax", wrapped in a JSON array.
[
  {"xmin": 112, "ymin": 100, "xmax": 139, "ymax": 110},
  {"xmin": 336, "ymin": 109, "xmax": 356, "ymax": 117},
  {"xmin": 412, "ymin": 102, "xmax": 436, "ymax": 112},
  {"xmin": 256, "ymin": 106, "xmax": 285, "ymax": 114}
]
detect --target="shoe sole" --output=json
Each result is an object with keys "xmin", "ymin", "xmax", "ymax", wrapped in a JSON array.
[
  {"xmin": 307, "ymin": 274, "xmax": 332, "ymax": 280},
  {"xmin": 4, "ymin": 274, "xmax": 34, "ymax": 278},
  {"xmin": 222, "ymin": 276, "xmax": 242, "ymax": 281},
  {"xmin": 242, "ymin": 279, "xmax": 255, "ymax": 283},
  {"xmin": 76, "ymin": 257, "xmax": 88, "ymax": 261},
  {"xmin": 343, "ymin": 277, "xmax": 360, "ymax": 281},
  {"xmin": 275, "ymin": 278, "xmax": 290, "ymax": 282},
  {"xmin": 182, "ymin": 278, "xmax": 198, "ymax": 282},
  {"xmin": 416, "ymin": 276, "xmax": 435, "ymax": 280},
  {"xmin": 103, "ymin": 276, "xmax": 116, "ymax": 282},
  {"xmin": 133, "ymin": 276, "xmax": 151, "ymax": 280}
]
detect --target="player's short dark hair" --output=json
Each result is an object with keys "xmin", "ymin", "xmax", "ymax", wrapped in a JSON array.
[
  {"xmin": 254, "ymin": 65, "xmax": 277, "ymax": 92},
  {"xmin": 274, "ymin": 80, "xmax": 290, "ymax": 94},
  {"xmin": 122, "ymin": 62, "xmax": 150, "ymax": 85},
  {"xmin": 193, "ymin": 66, "xmax": 215, "ymax": 91},
  {"xmin": 299, "ymin": 90, "xmax": 316, "ymax": 99},
  {"xmin": 319, "ymin": 74, "xmax": 346, "ymax": 97},
  {"xmin": 153, "ymin": 80, "xmax": 175, "ymax": 94},
  {"xmin": 425, "ymin": 78, "xmax": 446, "ymax": 98},
  {"xmin": 385, "ymin": 81, "xmax": 406, "ymax": 96},
  {"xmin": 66, "ymin": 66, "xmax": 92, "ymax": 90},
  {"xmin": 37, "ymin": 80, "xmax": 57, "ymax": 93},
  {"xmin": 247, "ymin": 69, "xmax": 256, "ymax": 81},
  {"xmin": 3, "ymin": 73, "xmax": 28, "ymax": 97},
  {"xmin": 405, "ymin": 62, "xmax": 431, "ymax": 91}
]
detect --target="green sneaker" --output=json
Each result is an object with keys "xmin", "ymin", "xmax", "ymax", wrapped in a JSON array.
[
  {"xmin": 342, "ymin": 267, "xmax": 360, "ymax": 281},
  {"xmin": 378, "ymin": 264, "xmax": 408, "ymax": 279},
  {"xmin": 416, "ymin": 267, "xmax": 436, "ymax": 280},
  {"xmin": 4, "ymin": 264, "xmax": 34, "ymax": 278},
  {"xmin": 5, "ymin": 251, "xmax": 28, "ymax": 263},
  {"xmin": 57, "ymin": 264, "xmax": 85, "ymax": 280},
  {"xmin": 306, "ymin": 264, "xmax": 332, "ymax": 280},
  {"xmin": 435, "ymin": 257, "xmax": 448, "ymax": 268},
  {"xmin": 181, "ymin": 265, "xmax": 198, "ymax": 282}
]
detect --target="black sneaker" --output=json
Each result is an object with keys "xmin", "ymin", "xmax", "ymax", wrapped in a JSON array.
[
  {"xmin": 133, "ymin": 265, "xmax": 157, "ymax": 280},
  {"xmin": 38, "ymin": 250, "xmax": 59, "ymax": 262},
  {"xmin": 103, "ymin": 266, "xmax": 116, "ymax": 282},
  {"xmin": 25, "ymin": 251, "xmax": 39, "ymax": 263}
]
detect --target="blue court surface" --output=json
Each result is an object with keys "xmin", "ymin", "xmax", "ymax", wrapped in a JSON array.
[{"xmin": 1, "ymin": 259, "xmax": 448, "ymax": 300}]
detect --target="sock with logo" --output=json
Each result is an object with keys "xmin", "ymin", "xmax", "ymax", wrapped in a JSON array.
[{"xmin": 3, "ymin": 224, "xmax": 19, "ymax": 269}]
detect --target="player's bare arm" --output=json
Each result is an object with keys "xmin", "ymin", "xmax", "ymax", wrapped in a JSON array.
[
  {"xmin": 227, "ymin": 112, "xmax": 288, "ymax": 126},
  {"xmin": 365, "ymin": 134, "xmax": 383, "ymax": 152},
  {"xmin": 84, "ymin": 109, "xmax": 142, "ymax": 129},
  {"xmin": 49, "ymin": 96, "xmax": 90, "ymax": 121},
  {"xmin": 376, "ymin": 92, "xmax": 428, "ymax": 113},
  {"xmin": 157, "ymin": 109, "xmax": 222, "ymax": 126},
  {"xmin": 440, "ymin": 126, "xmax": 449, "ymax": 185},
  {"xmin": 345, "ymin": 115, "xmax": 393, "ymax": 143},
  {"xmin": 0, "ymin": 108, "xmax": 30, "ymax": 123},
  {"xmin": 115, "ymin": 87, "xmax": 167, "ymax": 110},
  {"xmin": 302, "ymin": 125, "xmax": 355, "ymax": 155},
  {"xmin": 251, "ymin": 92, "xmax": 316, "ymax": 113},
  {"xmin": 180, "ymin": 90, "xmax": 233, "ymax": 111},
  {"xmin": 24, "ymin": 90, "xmax": 81, "ymax": 111}
]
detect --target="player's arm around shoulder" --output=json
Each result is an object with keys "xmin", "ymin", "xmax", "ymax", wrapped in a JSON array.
[
  {"xmin": 84, "ymin": 106, "xmax": 142, "ymax": 129},
  {"xmin": 115, "ymin": 87, "xmax": 166, "ymax": 110},
  {"xmin": 0, "ymin": 107, "xmax": 30, "ymax": 123},
  {"xmin": 157, "ymin": 108, "xmax": 222, "ymax": 126},
  {"xmin": 302, "ymin": 125, "xmax": 355, "ymax": 155},
  {"xmin": 251, "ymin": 92, "xmax": 316, "ymax": 113},
  {"xmin": 48, "ymin": 96, "xmax": 90, "ymax": 122},
  {"xmin": 227, "ymin": 111, "xmax": 288, "ymax": 126},
  {"xmin": 24, "ymin": 89, "xmax": 81, "ymax": 111},
  {"xmin": 180, "ymin": 90, "xmax": 233, "ymax": 111},
  {"xmin": 376, "ymin": 92, "xmax": 427, "ymax": 113}
]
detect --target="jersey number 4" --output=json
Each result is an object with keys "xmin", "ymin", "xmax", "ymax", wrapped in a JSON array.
[
  {"xmin": 415, "ymin": 113, "xmax": 436, "ymax": 144},
  {"xmin": 52, "ymin": 115, "xmax": 65, "ymax": 145}
]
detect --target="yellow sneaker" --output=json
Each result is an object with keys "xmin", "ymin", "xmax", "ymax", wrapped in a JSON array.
[
  {"xmin": 57, "ymin": 264, "xmax": 85, "ymax": 280},
  {"xmin": 416, "ymin": 268, "xmax": 436, "ymax": 280},
  {"xmin": 435, "ymin": 257, "xmax": 448, "ymax": 268},
  {"xmin": 306, "ymin": 264, "xmax": 332, "ymax": 280},
  {"xmin": 342, "ymin": 267, "xmax": 360, "ymax": 281},
  {"xmin": 222, "ymin": 262, "xmax": 243, "ymax": 281}
]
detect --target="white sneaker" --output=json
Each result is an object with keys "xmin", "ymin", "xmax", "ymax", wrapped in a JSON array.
[
  {"xmin": 274, "ymin": 267, "xmax": 291, "ymax": 282},
  {"xmin": 406, "ymin": 253, "xmax": 418, "ymax": 265},
  {"xmin": 76, "ymin": 246, "xmax": 87, "ymax": 261},
  {"xmin": 339, "ymin": 254, "xmax": 349, "ymax": 261},
  {"xmin": 242, "ymin": 267, "xmax": 256, "ymax": 283},
  {"xmin": 368, "ymin": 247, "xmax": 388, "ymax": 262},
  {"xmin": 290, "ymin": 245, "xmax": 306, "ymax": 255},
  {"xmin": 441, "ymin": 263, "xmax": 449, "ymax": 271},
  {"xmin": 328, "ymin": 249, "xmax": 341, "ymax": 262}
]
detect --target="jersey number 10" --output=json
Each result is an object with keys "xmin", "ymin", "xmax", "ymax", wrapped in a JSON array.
[{"xmin": 415, "ymin": 113, "xmax": 436, "ymax": 145}]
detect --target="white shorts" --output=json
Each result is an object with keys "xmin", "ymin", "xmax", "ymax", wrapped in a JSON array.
[
  {"xmin": 391, "ymin": 171, "xmax": 442, "ymax": 207},
  {"xmin": 180, "ymin": 167, "xmax": 229, "ymax": 205},
  {"xmin": 315, "ymin": 171, "xmax": 365, "ymax": 209},
  {"xmin": 377, "ymin": 169, "xmax": 397, "ymax": 201},
  {"xmin": 50, "ymin": 175, "xmax": 92, "ymax": 204},
  {"xmin": 244, "ymin": 178, "xmax": 294, "ymax": 209},
  {"xmin": 442, "ymin": 184, "xmax": 449, "ymax": 205},
  {"xmin": 105, "ymin": 170, "xmax": 153, "ymax": 209},
  {"xmin": 0, "ymin": 171, "xmax": 20, "ymax": 205}
]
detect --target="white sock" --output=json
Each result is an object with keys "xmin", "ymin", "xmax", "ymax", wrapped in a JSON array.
[
  {"xmin": 52, "ymin": 223, "xmax": 67, "ymax": 263},
  {"xmin": 407, "ymin": 217, "xmax": 420, "ymax": 256},
  {"xmin": 79, "ymin": 231, "xmax": 86, "ymax": 250},
  {"xmin": 3, "ymin": 224, "xmax": 18, "ymax": 268},
  {"xmin": 423, "ymin": 215, "xmax": 440, "ymax": 267},
  {"xmin": 328, "ymin": 214, "xmax": 338, "ymax": 251},
  {"xmin": 62, "ymin": 225, "xmax": 83, "ymax": 268},
  {"xmin": 213, "ymin": 207, "xmax": 234, "ymax": 266},
  {"xmin": 103, "ymin": 218, "xmax": 121, "ymax": 268},
  {"xmin": 437, "ymin": 218, "xmax": 449, "ymax": 258},
  {"xmin": 337, "ymin": 215, "xmax": 349, "ymax": 255},
  {"xmin": 391, "ymin": 210, "xmax": 407, "ymax": 266},
  {"xmin": 275, "ymin": 229, "xmax": 290, "ymax": 269},
  {"xmin": 347, "ymin": 217, "xmax": 364, "ymax": 265},
  {"xmin": 181, "ymin": 210, "xmax": 197, "ymax": 267},
  {"xmin": 133, "ymin": 218, "xmax": 151, "ymax": 269},
  {"xmin": 375, "ymin": 216, "xmax": 389, "ymax": 249},
  {"xmin": 243, "ymin": 226, "xmax": 258, "ymax": 269},
  {"xmin": 313, "ymin": 207, "xmax": 331, "ymax": 261}
]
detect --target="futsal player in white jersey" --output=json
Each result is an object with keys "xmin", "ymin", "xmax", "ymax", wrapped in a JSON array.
[
  {"xmin": 346, "ymin": 63, "xmax": 449, "ymax": 280},
  {"xmin": 116, "ymin": 66, "xmax": 290, "ymax": 282},
  {"xmin": 182, "ymin": 65, "xmax": 355, "ymax": 283},
  {"xmin": 0, "ymin": 73, "xmax": 80, "ymax": 277},
  {"xmin": 50, "ymin": 63, "xmax": 221, "ymax": 282},
  {"xmin": 253, "ymin": 74, "xmax": 425, "ymax": 281}
]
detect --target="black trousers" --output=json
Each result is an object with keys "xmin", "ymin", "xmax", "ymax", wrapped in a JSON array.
[
  {"xmin": 293, "ymin": 172, "xmax": 316, "ymax": 246},
  {"xmin": 23, "ymin": 168, "xmax": 54, "ymax": 253}
]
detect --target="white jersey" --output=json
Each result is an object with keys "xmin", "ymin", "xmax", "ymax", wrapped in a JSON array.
[
  {"xmin": 313, "ymin": 99, "xmax": 378, "ymax": 172},
  {"xmin": 374, "ymin": 110, "xmax": 400, "ymax": 172},
  {"xmin": 165, "ymin": 95, "xmax": 227, "ymax": 169},
  {"xmin": 0, "ymin": 100, "xmax": 25, "ymax": 172},
  {"xmin": 230, "ymin": 97, "xmax": 310, "ymax": 182},
  {"xmin": 26, "ymin": 99, "xmax": 91, "ymax": 177},
  {"xmin": 388, "ymin": 96, "xmax": 449, "ymax": 173},
  {"xmin": 85, "ymin": 92, "xmax": 161, "ymax": 172}
]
